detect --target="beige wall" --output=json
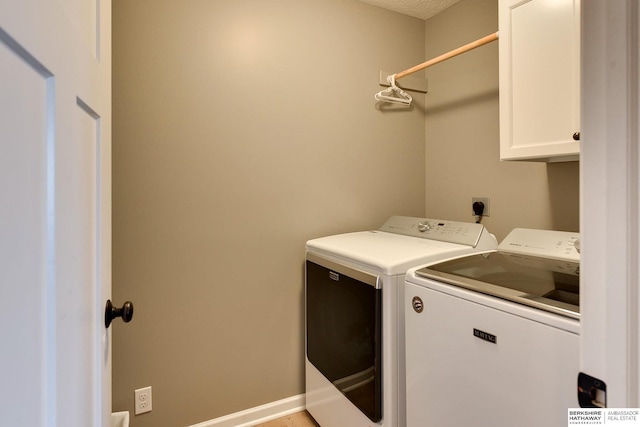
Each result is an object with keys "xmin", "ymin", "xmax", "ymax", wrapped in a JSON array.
[
  {"xmin": 423, "ymin": 0, "xmax": 579, "ymax": 241},
  {"xmin": 113, "ymin": 0, "xmax": 581, "ymax": 425},
  {"xmin": 112, "ymin": 1, "xmax": 426, "ymax": 426}
]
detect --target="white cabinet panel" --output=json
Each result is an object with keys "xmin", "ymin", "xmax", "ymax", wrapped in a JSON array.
[{"xmin": 499, "ymin": 0, "xmax": 580, "ymax": 162}]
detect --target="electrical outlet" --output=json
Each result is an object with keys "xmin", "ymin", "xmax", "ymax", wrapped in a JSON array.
[
  {"xmin": 135, "ymin": 386, "xmax": 152, "ymax": 415},
  {"xmin": 472, "ymin": 197, "xmax": 490, "ymax": 217}
]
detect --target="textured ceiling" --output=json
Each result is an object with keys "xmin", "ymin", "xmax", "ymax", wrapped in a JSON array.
[{"xmin": 359, "ymin": 0, "xmax": 460, "ymax": 20}]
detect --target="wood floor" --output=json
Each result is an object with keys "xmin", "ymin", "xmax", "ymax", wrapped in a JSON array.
[{"xmin": 254, "ymin": 410, "xmax": 320, "ymax": 427}]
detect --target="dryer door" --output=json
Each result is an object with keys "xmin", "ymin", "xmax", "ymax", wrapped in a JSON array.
[{"xmin": 306, "ymin": 256, "xmax": 382, "ymax": 422}]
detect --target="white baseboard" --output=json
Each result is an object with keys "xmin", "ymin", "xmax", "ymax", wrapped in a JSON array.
[{"xmin": 187, "ymin": 394, "xmax": 306, "ymax": 427}]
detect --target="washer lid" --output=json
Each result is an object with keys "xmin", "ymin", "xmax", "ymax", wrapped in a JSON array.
[{"xmin": 415, "ymin": 251, "xmax": 580, "ymax": 319}]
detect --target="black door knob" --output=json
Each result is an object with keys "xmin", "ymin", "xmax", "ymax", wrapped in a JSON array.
[{"xmin": 105, "ymin": 299, "xmax": 134, "ymax": 328}]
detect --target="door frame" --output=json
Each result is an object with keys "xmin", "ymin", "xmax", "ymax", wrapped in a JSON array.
[{"xmin": 580, "ymin": 0, "xmax": 640, "ymax": 407}]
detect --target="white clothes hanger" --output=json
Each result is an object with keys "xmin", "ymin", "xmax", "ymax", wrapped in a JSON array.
[{"xmin": 374, "ymin": 74, "xmax": 412, "ymax": 105}]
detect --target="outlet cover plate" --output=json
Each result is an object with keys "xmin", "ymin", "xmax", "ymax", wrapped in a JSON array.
[
  {"xmin": 135, "ymin": 386, "xmax": 152, "ymax": 415},
  {"xmin": 472, "ymin": 197, "xmax": 490, "ymax": 217}
]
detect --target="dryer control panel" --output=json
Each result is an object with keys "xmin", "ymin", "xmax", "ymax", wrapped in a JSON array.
[{"xmin": 379, "ymin": 216, "xmax": 491, "ymax": 248}]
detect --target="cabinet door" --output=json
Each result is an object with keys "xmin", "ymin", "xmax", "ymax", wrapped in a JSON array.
[{"xmin": 499, "ymin": 0, "xmax": 580, "ymax": 161}]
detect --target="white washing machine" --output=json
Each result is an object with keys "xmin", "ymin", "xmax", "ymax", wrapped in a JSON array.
[
  {"xmin": 404, "ymin": 228, "xmax": 581, "ymax": 427},
  {"xmin": 305, "ymin": 216, "xmax": 498, "ymax": 427}
]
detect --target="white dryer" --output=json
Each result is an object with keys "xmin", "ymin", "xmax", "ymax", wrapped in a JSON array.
[
  {"xmin": 305, "ymin": 216, "xmax": 497, "ymax": 427},
  {"xmin": 404, "ymin": 228, "xmax": 580, "ymax": 427}
]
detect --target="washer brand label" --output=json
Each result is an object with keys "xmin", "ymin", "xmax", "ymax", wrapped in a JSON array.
[
  {"xmin": 329, "ymin": 271, "xmax": 339, "ymax": 281},
  {"xmin": 473, "ymin": 328, "xmax": 497, "ymax": 344}
]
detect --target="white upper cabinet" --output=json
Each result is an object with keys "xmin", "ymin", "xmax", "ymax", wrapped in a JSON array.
[{"xmin": 499, "ymin": 0, "xmax": 580, "ymax": 162}]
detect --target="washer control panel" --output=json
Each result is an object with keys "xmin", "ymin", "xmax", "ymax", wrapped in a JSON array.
[
  {"xmin": 498, "ymin": 228, "xmax": 580, "ymax": 262},
  {"xmin": 379, "ymin": 216, "xmax": 487, "ymax": 247}
]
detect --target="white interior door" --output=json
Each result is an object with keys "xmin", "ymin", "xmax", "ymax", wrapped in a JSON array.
[{"xmin": 0, "ymin": 0, "xmax": 111, "ymax": 425}]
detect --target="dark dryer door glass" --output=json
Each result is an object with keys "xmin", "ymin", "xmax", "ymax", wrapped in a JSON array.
[{"xmin": 306, "ymin": 259, "xmax": 382, "ymax": 422}]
